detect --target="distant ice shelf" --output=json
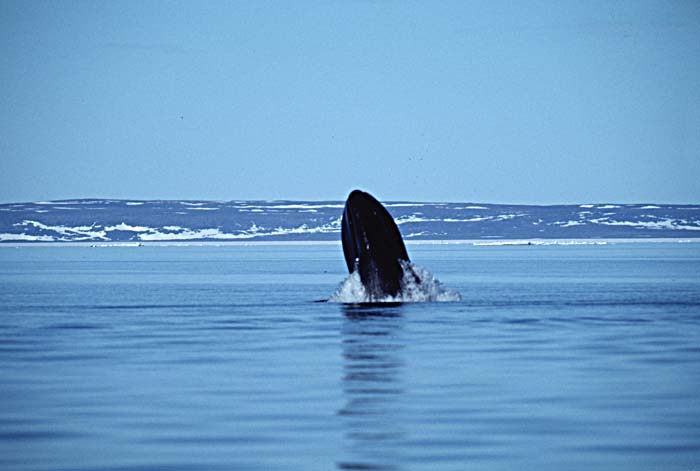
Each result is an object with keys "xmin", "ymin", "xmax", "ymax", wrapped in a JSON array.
[{"xmin": 1, "ymin": 199, "xmax": 699, "ymax": 243}]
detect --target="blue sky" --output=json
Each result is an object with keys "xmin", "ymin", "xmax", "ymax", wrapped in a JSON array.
[{"xmin": 1, "ymin": 0, "xmax": 699, "ymax": 204}]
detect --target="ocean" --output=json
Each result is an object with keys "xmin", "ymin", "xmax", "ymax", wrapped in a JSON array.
[{"xmin": 1, "ymin": 242, "xmax": 699, "ymax": 470}]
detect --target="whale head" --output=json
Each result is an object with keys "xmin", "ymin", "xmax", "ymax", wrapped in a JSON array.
[{"xmin": 341, "ymin": 190, "xmax": 410, "ymax": 299}]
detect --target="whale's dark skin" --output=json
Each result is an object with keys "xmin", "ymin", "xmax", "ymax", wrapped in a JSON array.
[{"xmin": 341, "ymin": 190, "xmax": 415, "ymax": 299}]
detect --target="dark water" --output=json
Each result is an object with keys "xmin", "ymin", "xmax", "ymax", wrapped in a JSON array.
[{"xmin": 1, "ymin": 243, "xmax": 699, "ymax": 470}]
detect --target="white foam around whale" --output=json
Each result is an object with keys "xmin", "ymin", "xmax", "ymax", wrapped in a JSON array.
[{"xmin": 328, "ymin": 262, "xmax": 461, "ymax": 303}]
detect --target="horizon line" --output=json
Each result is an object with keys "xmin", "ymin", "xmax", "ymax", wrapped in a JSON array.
[{"xmin": 2, "ymin": 197, "xmax": 700, "ymax": 207}]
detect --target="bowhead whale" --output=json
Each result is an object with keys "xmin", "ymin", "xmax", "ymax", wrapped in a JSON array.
[{"xmin": 341, "ymin": 190, "xmax": 417, "ymax": 299}]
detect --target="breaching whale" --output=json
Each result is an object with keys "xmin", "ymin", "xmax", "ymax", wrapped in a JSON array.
[{"xmin": 341, "ymin": 190, "xmax": 417, "ymax": 300}]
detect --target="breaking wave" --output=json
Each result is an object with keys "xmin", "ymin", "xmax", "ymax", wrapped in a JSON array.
[{"xmin": 329, "ymin": 262, "xmax": 461, "ymax": 303}]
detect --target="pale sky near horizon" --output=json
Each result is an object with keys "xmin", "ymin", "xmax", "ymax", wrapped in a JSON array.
[{"xmin": 1, "ymin": 0, "xmax": 699, "ymax": 204}]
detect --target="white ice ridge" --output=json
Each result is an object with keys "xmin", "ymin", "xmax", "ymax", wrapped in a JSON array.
[
  {"xmin": 14, "ymin": 220, "xmax": 154, "ymax": 241},
  {"xmin": 0, "ymin": 232, "xmax": 56, "ymax": 242},
  {"xmin": 328, "ymin": 262, "xmax": 461, "ymax": 303},
  {"xmin": 589, "ymin": 218, "xmax": 700, "ymax": 231},
  {"xmin": 394, "ymin": 214, "xmax": 522, "ymax": 224},
  {"xmin": 8, "ymin": 219, "xmax": 344, "ymax": 242},
  {"xmin": 48, "ymin": 200, "xmax": 107, "ymax": 205},
  {"xmin": 137, "ymin": 218, "xmax": 343, "ymax": 241},
  {"xmin": 105, "ymin": 223, "xmax": 151, "ymax": 232},
  {"xmin": 234, "ymin": 203, "xmax": 345, "ymax": 210},
  {"xmin": 14, "ymin": 220, "xmax": 109, "ymax": 241},
  {"xmin": 552, "ymin": 220, "xmax": 586, "ymax": 227}
]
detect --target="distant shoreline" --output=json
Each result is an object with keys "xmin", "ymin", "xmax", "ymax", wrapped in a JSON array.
[
  {"xmin": 3, "ymin": 200, "xmax": 699, "ymax": 242},
  {"xmin": 1, "ymin": 238, "xmax": 699, "ymax": 248}
]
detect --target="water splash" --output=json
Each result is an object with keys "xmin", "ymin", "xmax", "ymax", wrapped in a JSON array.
[{"xmin": 329, "ymin": 261, "xmax": 461, "ymax": 303}]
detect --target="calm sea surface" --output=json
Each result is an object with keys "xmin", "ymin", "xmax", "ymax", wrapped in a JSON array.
[{"xmin": 1, "ymin": 243, "xmax": 699, "ymax": 471}]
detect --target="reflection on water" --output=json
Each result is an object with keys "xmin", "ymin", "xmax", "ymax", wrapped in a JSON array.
[{"xmin": 338, "ymin": 305, "xmax": 406, "ymax": 471}]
